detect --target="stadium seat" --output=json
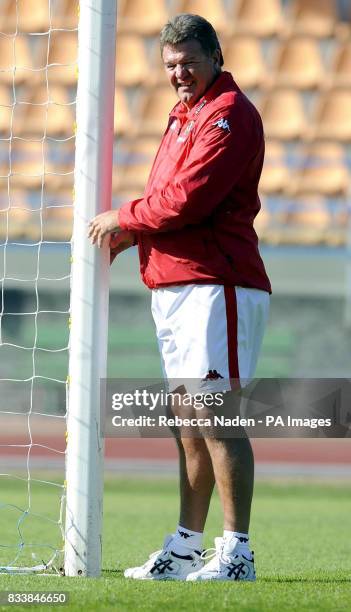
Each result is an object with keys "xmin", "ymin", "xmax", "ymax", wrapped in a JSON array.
[
  {"xmin": 325, "ymin": 198, "xmax": 348, "ymax": 246},
  {"xmin": 223, "ymin": 37, "xmax": 267, "ymax": 89},
  {"xmin": 0, "ymin": 85, "xmax": 14, "ymax": 136},
  {"xmin": 289, "ymin": 0, "xmax": 337, "ymax": 37},
  {"xmin": 9, "ymin": 141, "xmax": 46, "ymax": 190},
  {"xmin": 15, "ymin": 86, "xmax": 75, "ymax": 138},
  {"xmin": 118, "ymin": 0, "xmax": 169, "ymax": 35},
  {"xmin": 272, "ymin": 37, "xmax": 325, "ymax": 89},
  {"xmin": 113, "ymin": 190, "xmax": 144, "ymax": 208},
  {"xmin": 1, "ymin": 0, "xmax": 52, "ymax": 33},
  {"xmin": 0, "ymin": 35, "xmax": 34, "ymax": 85},
  {"xmin": 114, "ymin": 87, "xmax": 134, "ymax": 136},
  {"xmin": 259, "ymin": 141, "xmax": 289, "ymax": 194},
  {"xmin": 233, "ymin": 0, "xmax": 284, "ymax": 37},
  {"xmin": 331, "ymin": 40, "xmax": 351, "ymax": 87},
  {"xmin": 0, "ymin": 140, "xmax": 10, "ymax": 179},
  {"xmin": 2, "ymin": 203, "xmax": 32, "ymax": 241},
  {"xmin": 253, "ymin": 196, "xmax": 271, "ymax": 241},
  {"xmin": 287, "ymin": 196, "xmax": 330, "ymax": 245},
  {"xmin": 312, "ymin": 89, "xmax": 351, "ymax": 141},
  {"xmin": 260, "ymin": 90, "xmax": 306, "ymax": 140},
  {"xmin": 291, "ymin": 143, "xmax": 349, "ymax": 196},
  {"xmin": 115, "ymin": 138, "xmax": 159, "ymax": 191},
  {"xmin": 116, "ymin": 36, "xmax": 149, "ymax": 86},
  {"xmin": 136, "ymin": 87, "xmax": 178, "ymax": 136},
  {"xmin": 58, "ymin": 0, "xmax": 79, "ymax": 30},
  {"xmin": 261, "ymin": 196, "xmax": 292, "ymax": 245},
  {"xmin": 45, "ymin": 32, "xmax": 78, "ymax": 86},
  {"xmin": 44, "ymin": 199, "xmax": 73, "ymax": 242},
  {"xmin": 0, "ymin": 188, "xmax": 28, "ymax": 210},
  {"xmin": 177, "ymin": 0, "xmax": 229, "ymax": 35}
]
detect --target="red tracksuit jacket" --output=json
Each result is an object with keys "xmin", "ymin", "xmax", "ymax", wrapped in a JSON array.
[{"xmin": 118, "ymin": 71, "xmax": 271, "ymax": 293}]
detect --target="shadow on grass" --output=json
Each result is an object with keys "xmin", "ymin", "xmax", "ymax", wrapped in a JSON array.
[{"xmin": 102, "ymin": 570, "xmax": 350, "ymax": 584}]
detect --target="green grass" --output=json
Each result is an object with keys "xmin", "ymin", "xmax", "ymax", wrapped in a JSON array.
[{"xmin": 0, "ymin": 477, "xmax": 350, "ymax": 611}]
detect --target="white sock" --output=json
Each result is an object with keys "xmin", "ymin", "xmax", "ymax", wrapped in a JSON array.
[
  {"xmin": 222, "ymin": 530, "xmax": 252, "ymax": 559},
  {"xmin": 171, "ymin": 525, "xmax": 203, "ymax": 556}
]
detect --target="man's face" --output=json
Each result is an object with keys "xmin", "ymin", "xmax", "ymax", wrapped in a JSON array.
[{"xmin": 162, "ymin": 40, "xmax": 221, "ymax": 110}]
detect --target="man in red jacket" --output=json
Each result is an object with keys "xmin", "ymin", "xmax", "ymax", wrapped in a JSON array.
[{"xmin": 89, "ymin": 14, "xmax": 271, "ymax": 582}]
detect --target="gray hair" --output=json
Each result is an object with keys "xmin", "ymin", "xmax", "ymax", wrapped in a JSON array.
[{"xmin": 160, "ymin": 14, "xmax": 224, "ymax": 66}]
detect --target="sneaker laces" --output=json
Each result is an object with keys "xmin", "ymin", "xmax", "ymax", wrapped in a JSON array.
[
  {"xmin": 200, "ymin": 544, "xmax": 232, "ymax": 572},
  {"xmin": 142, "ymin": 534, "xmax": 174, "ymax": 569}
]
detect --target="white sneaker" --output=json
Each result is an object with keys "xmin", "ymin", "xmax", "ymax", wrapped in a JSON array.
[
  {"xmin": 124, "ymin": 535, "xmax": 204, "ymax": 581},
  {"xmin": 186, "ymin": 537, "xmax": 256, "ymax": 582}
]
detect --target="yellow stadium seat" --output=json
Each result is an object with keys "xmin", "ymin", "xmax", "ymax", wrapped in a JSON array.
[
  {"xmin": 44, "ymin": 32, "xmax": 78, "ymax": 86},
  {"xmin": 223, "ymin": 37, "xmax": 266, "ymax": 89},
  {"xmin": 291, "ymin": 143, "xmax": 349, "ymax": 196},
  {"xmin": 9, "ymin": 140, "xmax": 45, "ymax": 190},
  {"xmin": 0, "ymin": 85, "xmax": 14, "ymax": 136},
  {"xmin": 113, "ymin": 190, "xmax": 144, "ymax": 206},
  {"xmin": 0, "ymin": 140, "xmax": 10, "ymax": 180},
  {"xmin": 325, "ymin": 199, "xmax": 348, "ymax": 246},
  {"xmin": 259, "ymin": 141, "xmax": 289, "ymax": 194},
  {"xmin": 118, "ymin": 0, "xmax": 169, "ymax": 35},
  {"xmin": 116, "ymin": 35, "xmax": 149, "ymax": 86},
  {"xmin": 15, "ymin": 86, "xmax": 75, "ymax": 138},
  {"xmin": 288, "ymin": 196, "xmax": 330, "ymax": 245},
  {"xmin": 1, "ymin": 0, "xmax": 52, "ymax": 33},
  {"xmin": 253, "ymin": 196, "xmax": 271, "ymax": 242},
  {"xmin": 114, "ymin": 87, "xmax": 134, "ymax": 136},
  {"xmin": 58, "ymin": 0, "xmax": 79, "ymax": 30},
  {"xmin": 115, "ymin": 138, "xmax": 159, "ymax": 192},
  {"xmin": 44, "ymin": 198, "xmax": 73, "ymax": 242},
  {"xmin": 177, "ymin": 0, "xmax": 229, "ymax": 35},
  {"xmin": 0, "ymin": 35, "xmax": 34, "ymax": 85},
  {"xmin": 2, "ymin": 204, "xmax": 32, "ymax": 241},
  {"xmin": 272, "ymin": 37, "xmax": 325, "ymax": 90},
  {"xmin": 233, "ymin": 0, "xmax": 284, "ymax": 37},
  {"xmin": 331, "ymin": 41, "xmax": 351, "ymax": 87},
  {"xmin": 289, "ymin": 0, "xmax": 337, "ymax": 37},
  {"xmin": 260, "ymin": 90, "xmax": 306, "ymax": 140},
  {"xmin": 312, "ymin": 89, "xmax": 351, "ymax": 141},
  {"xmin": 44, "ymin": 140, "xmax": 75, "ymax": 192},
  {"xmin": 260, "ymin": 197, "xmax": 291, "ymax": 245},
  {"xmin": 136, "ymin": 87, "xmax": 178, "ymax": 136}
]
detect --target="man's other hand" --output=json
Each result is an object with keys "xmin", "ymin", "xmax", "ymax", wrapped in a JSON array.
[{"xmin": 110, "ymin": 230, "xmax": 136, "ymax": 264}]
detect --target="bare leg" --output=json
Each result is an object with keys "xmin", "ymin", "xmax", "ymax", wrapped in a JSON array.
[
  {"xmin": 199, "ymin": 389, "xmax": 254, "ymax": 532},
  {"xmin": 176, "ymin": 436, "xmax": 215, "ymax": 533},
  {"xmin": 204, "ymin": 436, "xmax": 254, "ymax": 533},
  {"xmin": 169, "ymin": 391, "xmax": 215, "ymax": 533},
  {"xmin": 170, "ymin": 390, "xmax": 254, "ymax": 534}
]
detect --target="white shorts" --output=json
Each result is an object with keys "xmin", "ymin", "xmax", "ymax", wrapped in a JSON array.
[{"xmin": 151, "ymin": 284, "xmax": 270, "ymax": 392}]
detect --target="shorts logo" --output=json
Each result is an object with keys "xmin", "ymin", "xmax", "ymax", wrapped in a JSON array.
[
  {"xmin": 213, "ymin": 118, "xmax": 230, "ymax": 132},
  {"xmin": 203, "ymin": 369, "xmax": 224, "ymax": 381}
]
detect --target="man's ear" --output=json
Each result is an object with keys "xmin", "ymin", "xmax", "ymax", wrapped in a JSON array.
[{"xmin": 213, "ymin": 48, "xmax": 222, "ymax": 69}]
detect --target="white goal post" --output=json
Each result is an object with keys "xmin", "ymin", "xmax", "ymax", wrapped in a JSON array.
[{"xmin": 64, "ymin": 0, "xmax": 117, "ymax": 577}]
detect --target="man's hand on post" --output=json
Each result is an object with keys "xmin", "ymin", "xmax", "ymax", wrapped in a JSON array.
[{"xmin": 88, "ymin": 210, "xmax": 121, "ymax": 248}]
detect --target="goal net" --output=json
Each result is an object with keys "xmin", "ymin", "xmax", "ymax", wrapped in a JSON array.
[{"xmin": 0, "ymin": 0, "xmax": 114, "ymax": 576}]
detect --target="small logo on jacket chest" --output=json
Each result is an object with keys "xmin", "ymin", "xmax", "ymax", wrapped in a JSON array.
[{"xmin": 177, "ymin": 120, "xmax": 195, "ymax": 142}]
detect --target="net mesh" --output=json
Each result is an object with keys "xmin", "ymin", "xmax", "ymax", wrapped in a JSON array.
[{"xmin": 0, "ymin": 0, "xmax": 78, "ymax": 573}]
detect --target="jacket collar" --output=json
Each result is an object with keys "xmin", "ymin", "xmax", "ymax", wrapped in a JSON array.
[{"xmin": 170, "ymin": 71, "xmax": 240, "ymax": 120}]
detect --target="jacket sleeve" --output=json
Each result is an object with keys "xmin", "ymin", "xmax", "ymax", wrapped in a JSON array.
[{"xmin": 118, "ymin": 99, "xmax": 262, "ymax": 233}]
